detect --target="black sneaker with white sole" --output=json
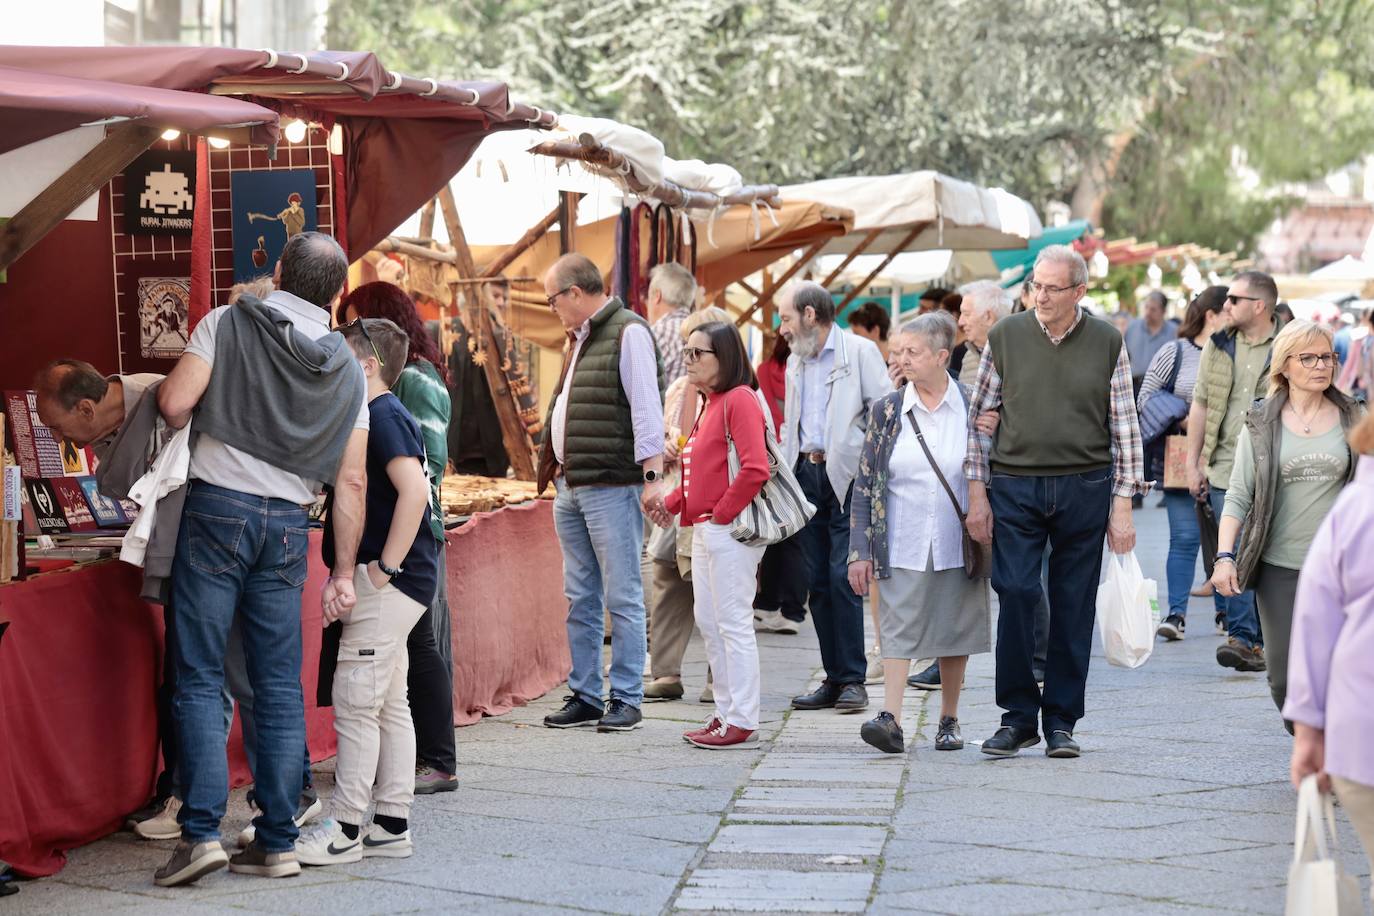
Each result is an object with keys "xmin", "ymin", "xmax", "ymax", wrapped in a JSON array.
[
  {"xmin": 1157, "ymin": 614, "xmax": 1186, "ymax": 641},
  {"xmin": 596, "ymin": 699, "xmax": 643, "ymax": 732},
  {"xmin": 543, "ymin": 695, "xmax": 604, "ymax": 728}
]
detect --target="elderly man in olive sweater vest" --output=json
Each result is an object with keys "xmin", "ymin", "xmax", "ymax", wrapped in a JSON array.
[
  {"xmin": 964, "ymin": 246, "xmax": 1150, "ymax": 759},
  {"xmin": 537, "ymin": 254, "xmax": 667, "ymax": 734}
]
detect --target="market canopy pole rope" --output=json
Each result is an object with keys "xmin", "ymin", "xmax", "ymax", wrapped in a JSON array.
[
  {"xmin": 437, "ymin": 185, "xmax": 539, "ymax": 481},
  {"xmin": 527, "ymin": 138, "xmax": 782, "ymax": 211},
  {"xmin": 833, "ymin": 224, "xmax": 929, "ymax": 313},
  {"xmin": 0, "ymin": 123, "xmax": 160, "ymax": 273}
]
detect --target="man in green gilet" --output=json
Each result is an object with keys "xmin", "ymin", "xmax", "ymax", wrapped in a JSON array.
[
  {"xmin": 536, "ymin": 254, "xmax": 667, "ymax": 734},
  {"xmin": 964, "ymin": 245, "xmax": 1150, "ymax": 759}
]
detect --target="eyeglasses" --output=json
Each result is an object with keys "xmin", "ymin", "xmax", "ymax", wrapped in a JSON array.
[
  {"xmin": 683, "ymin": 346, "xmax": 716, "ymax": 364},
  {"xmin": 1027, "ymin": 280, "xmax": 1081, "ymax": 296},
  {"xmin": 547, "ymin": 286, "xmax": 575, "ymax": 309},
  {"xmin": 1225, "ymin": 294, "xmax": 1263, "ymax": 305},
  {"xmin": 339, "ymin": 317, "xmax": 384, "ymax": 367},
  {"xmin": 1290, "ymin": 352, "xmax": 1337, "ymax": 369}
]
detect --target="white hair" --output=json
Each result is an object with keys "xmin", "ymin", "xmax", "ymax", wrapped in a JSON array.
[
  {"xmin": 899, "ymin": 310, "xmax": 957, "ymax": 356},
  {"xmin": 957, "ymin": 280, "xmax": 1011, "ymax": 322},
  {"xmin": 1033, "ymin": 244, "xmax": 1089, "ymax": 287},
  {"xmin": 648, "ymin": 262, "xmax": 697, "ymax": 311}
]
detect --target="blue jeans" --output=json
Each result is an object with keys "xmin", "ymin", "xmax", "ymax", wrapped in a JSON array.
[
  {"xmin": 171, "ymin": 482, "xmax": 309, "ymax": 852},
  {"xmin": 1208, "ymin": 487, "xmax": 1260, "ymax": 647},
  {"xmin": 224, "ymin": 617, "xmax": 313, "ymax": 795},
  {"xmin": 1162, "ymin": 491, "xmax": 1227, "ymax": 621},
  {"xmin": 989, "ymin": 471, "xmax": 1112, "ymax": 734},
  {"xmin": 795, "ymin": 460, "xmax": 866, "ymax": 685},
  {"xmin": 553, "ymin": 480, "xmax": 646, "ymax": 709}
]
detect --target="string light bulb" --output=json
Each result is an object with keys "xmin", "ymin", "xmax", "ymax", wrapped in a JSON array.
[
  {"xmin": 160, "ymin": 128, "xmax": 181, "ymax": 141},
  {"xmin": 207, "ymin": 136, "xmax": 230, "ymax": 149},
  {"xmin": 283, "ymin": 119, "xmax": 308, "ymax": 144}
]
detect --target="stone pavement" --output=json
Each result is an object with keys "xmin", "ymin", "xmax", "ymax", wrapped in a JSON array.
[{"xmin": 9, "ymin": 503, "xmax": 1370, "ymax": 914}]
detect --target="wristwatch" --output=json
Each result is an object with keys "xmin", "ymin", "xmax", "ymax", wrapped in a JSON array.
[
  {"xmin": 378, "ymin": 559, "xmax": 403, "ymax": 580},
  {"xmin": 1215, "ymin": 551, "xmax": 1236, "ymax": 565},
  {"xmin": 643, "ymin": 469, "xmax": 660, "ymax": 484}
]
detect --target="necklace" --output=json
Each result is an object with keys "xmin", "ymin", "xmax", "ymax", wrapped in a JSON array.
[{"xmin": 1289, "ymin": 399, "xmax": 1322, "ymax": 434}]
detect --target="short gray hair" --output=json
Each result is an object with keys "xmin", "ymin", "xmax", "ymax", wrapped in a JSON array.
[
  {"xmin": 549, "ymin": 253, "xmax": 605, "ymax": 295},
  {"xmin": 279, "ymin": 231, "xmax": 348, "ymax": 308},
  {"xmin": 791, "ymin": 281, "xmax": 835, "ymax": 325},
  {"xmin": 958, "ymin": 280, "xmax": 1011, "ymax": 322},
  {"xmin": 1033, "ymin": 244, "xmax": 1089, "ymax": 288},
  {"xmin": 899, "ymin": 310, "xmax": 957, "ymax": 358},
  {"xmin": 649, "ymin": 262, "xmax": 696, "ymax": 311}
]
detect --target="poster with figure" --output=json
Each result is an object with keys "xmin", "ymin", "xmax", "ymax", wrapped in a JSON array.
[
  {"xmin": 231, "ymin": 170, "xmax": 317, "ymax": 282},
  {"xmin": 138, "ymin": 276, "xmax": 191, "ymax": 359},
  {"xmin": 123, "ymin": 150, "xmax": 196, "ymax": 235}
]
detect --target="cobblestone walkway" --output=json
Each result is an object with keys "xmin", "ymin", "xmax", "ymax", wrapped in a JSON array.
[{"xmin": 9, "ymin": 504, "xmax": 1370, "ymax": 914}]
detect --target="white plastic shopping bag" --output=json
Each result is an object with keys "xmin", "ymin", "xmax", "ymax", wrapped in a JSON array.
[
  {"xmin": 1285, "ymin": 775, "xmax": 1363, "ymax": 916},
  {"xmin": 1094, "ymin": 552, "xmax": 1156, "ymax": 668}
]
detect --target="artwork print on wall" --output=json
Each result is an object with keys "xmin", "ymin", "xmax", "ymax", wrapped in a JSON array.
[{"xmin": 231, "ymin": 170, "xmax": 317, "ymax": 282}]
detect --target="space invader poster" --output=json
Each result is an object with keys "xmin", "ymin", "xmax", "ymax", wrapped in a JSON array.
[
  {"xmin": 124, "ymin": 150, "xmax": 196, "ymax": 236},
  {"xmin": 231, "ymin": 170, "xmax": 317, "ymax": 282}
]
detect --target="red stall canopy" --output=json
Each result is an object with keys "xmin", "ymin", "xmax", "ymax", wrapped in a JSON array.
[{"xmin": 0, "ymin": 45, "xmax": 559, "ymax": 257}]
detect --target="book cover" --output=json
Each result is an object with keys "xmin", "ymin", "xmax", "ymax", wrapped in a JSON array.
[
  {"xmin": 25, "ymin": 479, "xmax": 70, "ymax": 534},
  {"xmin": 51, "ymin": 477, "xmax": 99, "ymax": 532},
  {"xmin": 2, "ymin": 390, "xmax": 88, "ymax": 477},
  {"xmin": 78, "ymin": 476, "xmax": 129, "ymax": 527}
]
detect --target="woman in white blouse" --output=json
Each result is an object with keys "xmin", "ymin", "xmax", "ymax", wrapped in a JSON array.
[{"xmin": 848, "ymin": 312, "xmax": 992, "ymax": 753}]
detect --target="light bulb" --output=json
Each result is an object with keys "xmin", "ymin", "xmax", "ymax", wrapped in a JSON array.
[
  {"xmin": 284, "ymin": 120, "xmax": 308, "ymax": 144},
  {"xmin": 327, "ymin": 124, "xmax": 343, "ymax": 155},
  {"xmin": 161, "ymin": 128, "xmax": 181, "ymax": 141},
  {"xmin": 207, "ymin": 136, "xmax": 230, "ymax": 149}
]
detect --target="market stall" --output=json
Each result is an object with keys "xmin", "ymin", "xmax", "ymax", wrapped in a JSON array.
[{"xmin": 0, "ymin": 46, "xmax": 569, "ymax": 877}]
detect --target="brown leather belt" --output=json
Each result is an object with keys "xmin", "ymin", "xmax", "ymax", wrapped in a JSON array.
[{"xmin": 805, "ymin": 450, "xmax": 827, "ymax": 464}]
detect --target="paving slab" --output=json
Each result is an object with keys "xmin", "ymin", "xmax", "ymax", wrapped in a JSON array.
[
  {"xmin": 677, "ymin": 870, "xmax": 874, "ymax": 912},
  {"xmin": 711, "ymin": 825, "xmax": 889, "ymax": 857}
]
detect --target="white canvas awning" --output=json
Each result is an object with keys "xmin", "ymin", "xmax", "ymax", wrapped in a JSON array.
[{"xmin": 779, "ymin": 171, "xmax": 1041, "ymax": 255}]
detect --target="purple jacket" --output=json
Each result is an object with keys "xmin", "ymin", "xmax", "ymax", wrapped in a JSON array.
[{"xmin": 1283, "ymin": 454, "xmax": 1374, "ymax": 786}]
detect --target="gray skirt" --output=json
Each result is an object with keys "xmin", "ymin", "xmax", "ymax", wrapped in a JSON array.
[{"xmin": 879, "ymin": 564, "xmax": 991, "ymax": 660}]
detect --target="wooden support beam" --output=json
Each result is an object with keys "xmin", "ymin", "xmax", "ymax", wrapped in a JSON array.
[
  {"xmin": 558, "ymin": 190, "xmax": 578, "ymax": 256},
  {"xmin": 833, "ymin": 224, "xmax": 928, "ymax": 313},
  {"xmin": 376, "ymin": 237, "xmax": 457, "ymax": 265},
  {"xmin": 476, "ymin": 202, "xmax": 563, "ymax": 278},
  {"xmin": 733, "ymin": 238, "xmax": 829, "ymax": 328},
  {"xmin": 437, "ymin": 185, "xmax": 538, "ymax": 481},
  {"xmin": 818, "ymin": 228, "xmax": 882, "ymax": 288},
  {"xmin": 0, "ymin": 124, "xmax": 160, "ymax": 273},
  {"xmin": 417, "ymin": 198, "xmax": 437, "ymax": 241}
]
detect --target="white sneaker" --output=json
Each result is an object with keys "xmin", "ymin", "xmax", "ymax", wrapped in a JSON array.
[
  {"xmin": 134, "ymin": 796, "xmax": 182, "ymax": 840},
  {"xmin": 754, "ymin": 610, "xmax": 799, "ymax": 634},
  {"xmin": 360, "ymin": 822, "xmax": 413, "ymax": 859},
  {"xmin": 238, "ymin": 793, "xmax": 324, "ymax": 847},
  {"xmin": 864, "ymin": 646, "xmax": 885, "ymax": 685},
  {"xmin": 294, "ymin": 818, "xmax": 361, "ymax": 866}
]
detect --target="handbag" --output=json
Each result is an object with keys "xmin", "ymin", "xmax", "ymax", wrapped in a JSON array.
[
  {"xmin": 1138, "ymin": 341, "xmax": 1190, "ymax": 446},
  {"xmin": 722, "ymin": 389, "xmax": 816, "ymax": 547},
  {"xmin": 906, "ymin": 411, "xmax": 990, "ymax": 579},
  {"xmin": 1162, "ymin": 435, "xmax": 1190, "ymax": 489},
  {"xmin": 1285, "ymin": 775, "xmax": 1363, "ymax": 915}
]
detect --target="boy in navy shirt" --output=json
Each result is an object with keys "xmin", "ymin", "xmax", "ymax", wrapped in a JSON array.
[{"xmin": 298, "ymin": 318, "xmax": 438, "ymax": 866}]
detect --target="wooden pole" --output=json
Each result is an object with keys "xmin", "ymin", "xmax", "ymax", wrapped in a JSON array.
[
  {"xmin": 558, "ymin": 191, "xmax": 579, "ymax": 255},
  {"xmin": 376, "ymin": 237, "xmax": 457, "ymax": 265},
  {"xmin": 733, "ymin": 238, "xmax": 829, "ymax": 328},
  {"xmin": 833, "ymin": 224, "xmax": 928, "ymax": 312},
  {"xmin": 818, "ymin": 228, "xmax": 882, "ymax": 288},
  {"xmin": 437, "ymin": 186, "xmax": 538, "ymax": 480},
  {"xmin": 0, "ymin": 124, "xmax": 160, "ymax": 273},
  {"xmin": 476, "ymin": 202, "xmax": 563, "ymax": 278},
  {"xmin": 417, "ymin": 198, "xmax": 437, "ymax": 241}
]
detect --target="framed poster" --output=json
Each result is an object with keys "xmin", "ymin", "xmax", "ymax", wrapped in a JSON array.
[
  {"xmin": 231, "ymin": 170, "xmax": 317, "ymax": 282},
  {"xmin": 118, "ymin": 258, "xmax": 191, "ymax": 373},
  {"xmin": 123, "ymin": 150, "xmax": 196, "ymax": 236}
]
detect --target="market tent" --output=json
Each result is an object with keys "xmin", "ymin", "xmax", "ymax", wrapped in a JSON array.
[
  {"xmin": 0, "ymin": 64, "xmax": 281, "ymax": 155},
  {"xmin": 990, "ymin": 218, "xmax": 1093, "ymax": 282},
  {"xmin": 0, "ymin": 45, "xmax": 557, "ymax": 257},
  {"xmin": 1309, "ymin": 254, "xmax": 1374, "ymax": 281},
  {"xmin": 779, "ymin": 171, "xmax": 1041, "ymax": 256}
]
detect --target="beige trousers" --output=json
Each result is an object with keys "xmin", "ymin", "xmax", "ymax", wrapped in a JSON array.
[
  {"xmin": 1333, "ymin": 775, "xmax": 1374, "ymax": 890},
  {"xmin": 650, "ymin": 558, "xmax": 696, "ymax": 679},
  {"xmin": 332, "ymin": 566, "xmax": 427, "ymax": 825}
]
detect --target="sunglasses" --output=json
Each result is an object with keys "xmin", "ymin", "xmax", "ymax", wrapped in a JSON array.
[
  {"xmin": 1225, "ymin": 294, "xmax": 1263, "ymax": 305},
  {"xmin": 684, "ymin": 346, "xmax": 716, "ymax": 364},
  {"xmin": 339, "ymin": 317, "xmax": 384, "ymax": 367}
]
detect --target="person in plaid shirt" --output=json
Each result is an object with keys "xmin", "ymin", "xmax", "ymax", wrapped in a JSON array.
[
  {"xmin": 962, "ymin": 245, "xmax": 1149, "ymax": 760},
  {"xmin": 648, "ymin": 263, "xmax": 697, "ymax": 385}
]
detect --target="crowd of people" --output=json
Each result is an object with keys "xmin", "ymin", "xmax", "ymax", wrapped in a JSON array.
[{"xmin": 24, "ymin": 233, "xmax": 1374, "ymax": 888}]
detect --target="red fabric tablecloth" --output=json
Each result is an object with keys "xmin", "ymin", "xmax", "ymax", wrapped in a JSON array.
[{"xmin": 0, "ymin": 503, "xmax": 568, "ymax": 876}]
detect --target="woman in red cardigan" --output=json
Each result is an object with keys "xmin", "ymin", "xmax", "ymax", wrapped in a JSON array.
[{"xmin": 649, "ymin": 321, "xmax": 771, "ymax": 749}]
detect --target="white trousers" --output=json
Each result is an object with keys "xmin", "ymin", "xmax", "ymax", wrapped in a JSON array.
[
  {"xmin": 332, "ymin": 566, "xmax": 427, "ymax": 825},
  {"xmin": 691, "ymin": 523, "xmax": 765, "ymax": 731}
]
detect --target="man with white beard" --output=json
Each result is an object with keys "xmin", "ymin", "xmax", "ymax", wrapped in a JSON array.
[{"xmin": 778, "ymin": 282, "xmax": 893, "ymax": 713}]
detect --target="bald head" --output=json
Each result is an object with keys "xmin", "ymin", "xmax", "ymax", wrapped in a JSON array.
[{"xmin": 33, "ymin": 359, "xmax": 119, "ymax": 447}]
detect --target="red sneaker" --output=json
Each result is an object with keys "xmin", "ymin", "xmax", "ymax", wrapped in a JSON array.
[
  {"xmin": 687, "ymin": 723, "xmax": 758, "ymax": 750},
  {"xmin": 682, "ymin": 717, "xmax": 722, "ymax": 743}
]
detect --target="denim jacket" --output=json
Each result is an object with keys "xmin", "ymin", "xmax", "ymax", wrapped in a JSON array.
[{"xmin": 848, "ymin": 382, "xmax": 972, "ymax": 578}]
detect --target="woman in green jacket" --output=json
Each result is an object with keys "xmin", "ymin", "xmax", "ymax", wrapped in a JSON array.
[
  {"xmin": 340, "ymin": 281, "xmax": 457, "ymax": 793},
  {"xmin": 1212, "ymin": 320, "xmax": 1364, "ymax": 726}
]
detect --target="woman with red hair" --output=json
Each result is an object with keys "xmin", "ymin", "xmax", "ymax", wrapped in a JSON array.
[{"xmin": 338, "ymin": 281, "xmax": 457, "ymax": 794}]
